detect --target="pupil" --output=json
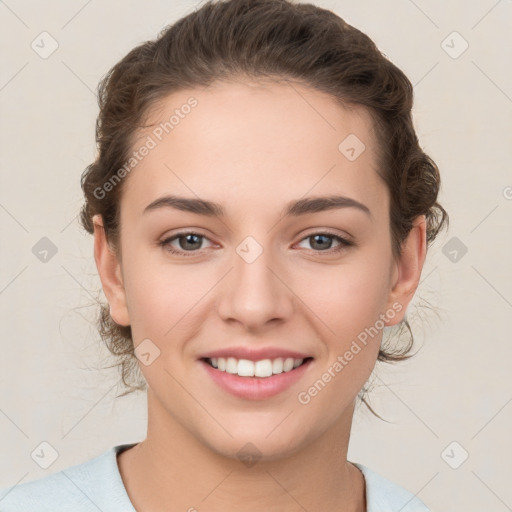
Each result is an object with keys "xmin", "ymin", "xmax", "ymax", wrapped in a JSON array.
[
  {"xmin": 312, "ymin": 234, "xmax": 331, "ymax": 250},
  {"xmin": 182, "ymin": 234, "xmax": 201, "ymax": 250}
]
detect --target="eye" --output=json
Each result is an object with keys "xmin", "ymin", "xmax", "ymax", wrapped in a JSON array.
[
  {"xmin": 296, "ymin": 231, "xmax": 354, "ymax": 254},
  {"xmin": 159, "ymin": 230, "xmax": 354, "ymax": 257},
  {"xmin": 159, "ymin": 231, "xmax": 214, "ymax": 256}
]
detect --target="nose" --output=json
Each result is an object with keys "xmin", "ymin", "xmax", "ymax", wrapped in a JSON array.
[{"xmin": 217, "ymin": 241, "xmax": 293, "ymax": 332}]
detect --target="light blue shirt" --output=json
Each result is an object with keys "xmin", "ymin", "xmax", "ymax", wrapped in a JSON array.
[{"xmin": 0, "ymin": 443, "xmax": 430, "ymax": 511}]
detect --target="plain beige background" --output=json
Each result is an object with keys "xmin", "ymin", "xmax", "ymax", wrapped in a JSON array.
[{"xmin": 0, "ymin": 1, "xmax": 511, "ymax": 510}]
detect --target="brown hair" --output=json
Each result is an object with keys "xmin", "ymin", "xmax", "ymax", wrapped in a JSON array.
[{"xmin": 79, "ymin": 0, "xmax": 448, "ymax": 417}]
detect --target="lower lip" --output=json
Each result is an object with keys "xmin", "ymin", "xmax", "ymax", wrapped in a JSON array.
[{"xmin": 200, "ymin": 358, "xmax": 313, "ymax": 400}]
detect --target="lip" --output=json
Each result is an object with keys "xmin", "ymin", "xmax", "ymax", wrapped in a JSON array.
[
  {"xmin": 198, "ymin": 347, "xmax": 312, "ymax": 362},
  {"xmin": 199, "ymin": 357, "xmax": 314, "ymax": 400}
]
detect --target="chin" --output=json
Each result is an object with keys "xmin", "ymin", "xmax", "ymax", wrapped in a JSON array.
[{"xmin": 196, "ymin": 421, "xmax": 313, "ymax": 465}]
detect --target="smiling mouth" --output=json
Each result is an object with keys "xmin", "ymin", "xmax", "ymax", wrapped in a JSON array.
[{"xmin": 201, "ymin": 356, "xmax": 314, "ymax": 378}]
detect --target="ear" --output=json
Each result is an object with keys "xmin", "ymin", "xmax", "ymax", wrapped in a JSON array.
[
  {"xmin": 92, "ymin": 214, "xmax": 131, "ymax": 327},
  {"xmin": 385, "ymin": 215, "xmax": 427, "ymax": 326}
]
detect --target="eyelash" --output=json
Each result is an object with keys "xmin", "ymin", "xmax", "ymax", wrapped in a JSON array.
[{"xmin": 158, "ymin": 230, "xmax": 354, "ymax": 257}]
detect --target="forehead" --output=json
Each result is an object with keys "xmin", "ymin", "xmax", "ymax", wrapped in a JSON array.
[{"xmin": 121, "ymin": 79, "xmax": 386, "ymax": 220}]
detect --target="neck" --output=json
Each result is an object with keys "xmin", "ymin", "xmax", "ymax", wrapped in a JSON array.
[{"xmin": 117, "ymin": 392, "xmax": 366, "ymax": 512}]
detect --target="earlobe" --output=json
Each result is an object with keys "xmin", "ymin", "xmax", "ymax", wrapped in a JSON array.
[
  {"xmin": 385, "ymin": 215, "xmax": 427, "ymax": 327},
  {"xmin": 92, "ymin": 214, "xmax": 131, "ymax": 327}
]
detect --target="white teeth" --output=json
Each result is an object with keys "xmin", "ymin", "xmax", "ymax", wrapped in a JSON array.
[
  {"xmin": 255, "ymin": 359, "xmax": 273, "ymax": 377},
  {"xmin": 238, "ymin": 359, "xmax": 255, "ymax": 377},
  {"xmin": 272, "ymin": 358, "xmax": 283, "ymax": 374},
  {"xmin": 207, "ymin": 356, "xmax": 307, "ymax": 377},
  {"xmin": 226, "ymin": 357, "xmax": 238, "ymax": 374},
  {"xmin": 283, "ymin": 358, "xmax": 294, "ymax": 372}
]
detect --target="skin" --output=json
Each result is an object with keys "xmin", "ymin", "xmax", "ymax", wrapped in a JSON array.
[{"xmin": 93, "ymin": 79, "xmax": 426, "ymax": 512}]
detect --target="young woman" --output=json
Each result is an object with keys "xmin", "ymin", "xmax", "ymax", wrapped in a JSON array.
[{"xmin": 0, "ymin": 0, "xmax": 448, "ymax": 510}]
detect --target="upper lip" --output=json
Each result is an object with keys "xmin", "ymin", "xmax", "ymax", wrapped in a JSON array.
[{"xmin": 199, "ymin": 347, "xmax": 313, "ymax": 362}]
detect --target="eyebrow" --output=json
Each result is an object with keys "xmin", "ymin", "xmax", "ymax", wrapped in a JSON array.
[{"xmin": 143, "ymin": 194, "xmax": 372, "ymax": 220}]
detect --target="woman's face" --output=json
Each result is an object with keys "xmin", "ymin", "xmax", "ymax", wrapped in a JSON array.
[{"xmin": 94, "ymin": 79, "xmax": 425, "ymax": 460}]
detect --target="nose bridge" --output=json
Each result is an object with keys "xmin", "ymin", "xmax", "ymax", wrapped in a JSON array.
[{"xmin": 218, "ymin": 234, "xmax": 292, "ymax": 328}]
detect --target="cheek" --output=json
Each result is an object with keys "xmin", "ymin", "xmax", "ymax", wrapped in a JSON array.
[
  {"xmin": 120, "ymin": 245, "xmax": 205, "ymax": 343},
  {"xmin": 293, "ymin": 260, "xmax": 390, "ymax": 411},
  {"xmin": 294, "ymin": 253, "xmax": 392, "ymax": 336}
]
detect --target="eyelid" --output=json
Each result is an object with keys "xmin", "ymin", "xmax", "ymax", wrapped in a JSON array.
[
  {"xmin": 299, "ymin": 227, "xmax": 354, "ymax": 244},
  {"xmin": 160, "ymin": 227, "xmax": 354, "ymax": 244},
  {"xmin": 294, "ymin": 229, "xmax": 354, "ymax": 255},
  {"xmin": 159, "ymin": 230, "xmax": 214, "ymax": 253},
  {"xmin": 159, "ymin": 228, "xmax": 354, "ymax": 257}
]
